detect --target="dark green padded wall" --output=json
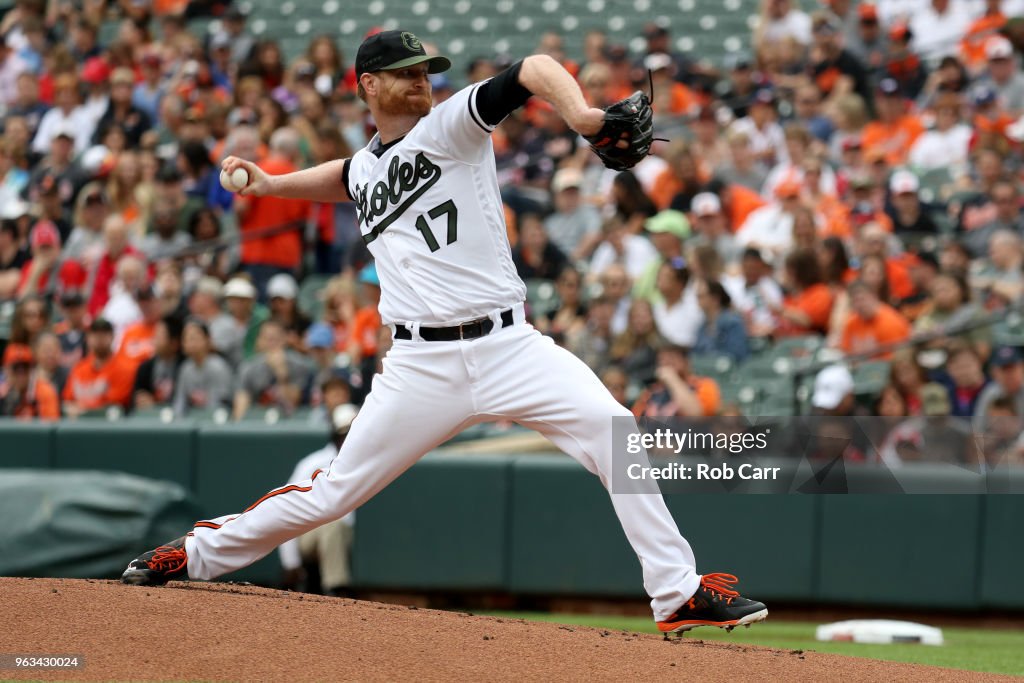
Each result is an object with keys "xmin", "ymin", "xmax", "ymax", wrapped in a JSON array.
[
  {"xmin": 352, "ymin": 455, "xmax": 510, "ymax": 590},
  {"xmin": 668, "ymin": 495, "xmax": 819, "ymax": 601},
  {"xmin": 817, "ymin": 496, "xmax": 984, "ymax": 608},
  {"xmin": 53, "ymin": 421, "xmax": 196, "ymax": 490},
  {"xmin": 0, "ymin": 421, "xmax": 54, "ymax": 468},
  {"xmin": 978, "ymin": 493, "xmax": 1024, "ymax": 609},
  {"xmin": 508, "ymin": 456, "xmax": 638, "ymax": 596}
]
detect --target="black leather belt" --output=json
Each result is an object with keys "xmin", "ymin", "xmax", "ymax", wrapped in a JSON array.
[{"xmin": 394, "ymin": 308, "xmax": 515, "ymax": 342}]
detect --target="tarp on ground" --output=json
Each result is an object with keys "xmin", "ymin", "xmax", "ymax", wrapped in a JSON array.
[{"xmin": 0, "ymin": 469, "xmax": 200, "ymax": 578}]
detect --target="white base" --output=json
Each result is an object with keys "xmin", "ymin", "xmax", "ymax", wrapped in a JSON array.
[{"xmin": 815, "ymin": 619, "xmax": 944, "ymax": 646}]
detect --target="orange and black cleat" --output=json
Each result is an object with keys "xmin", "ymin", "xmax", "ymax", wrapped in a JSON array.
[
  {"xmin": 121, "ymin": 536, "xmax": 189, "ymax": 586},
  {"xmin": 658, "ymin": 573, "xmax": 768, "ymax": 637}
]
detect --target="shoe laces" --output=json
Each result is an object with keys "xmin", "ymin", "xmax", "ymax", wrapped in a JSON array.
[
  {"xmin": 700, "ymin": 572, "xmax": 740, "ymax": 605},
  {"xmin": 148, "ymin": 545, "xmax": 187, "ymax": 574}
]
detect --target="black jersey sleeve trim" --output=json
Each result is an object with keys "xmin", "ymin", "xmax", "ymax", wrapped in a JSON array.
[
  {"xmin": 473, "ymin": 59, "xmax": 532, "ymax": 128},
  {"xmin": 466, "ymin": 83, "xmax": 491, "ymax": 134},
  {"xmin": 341, "ymin": 158, "xmax": 352, "ymax": 200}
]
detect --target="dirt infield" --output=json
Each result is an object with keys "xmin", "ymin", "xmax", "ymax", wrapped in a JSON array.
[{"xmin": 0, "ymin": 578, "xmax": 1014, "ymax": 682}]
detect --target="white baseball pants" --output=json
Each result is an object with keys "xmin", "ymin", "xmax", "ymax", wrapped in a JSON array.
[{"xmin": 186, "ymin": 305, "xmax": 700, "ymax": 620}]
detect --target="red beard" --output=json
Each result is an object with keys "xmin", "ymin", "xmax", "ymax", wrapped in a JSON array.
[{"xmin": 378, "ymin": 87, "xmax": 432, "ymax": 118}]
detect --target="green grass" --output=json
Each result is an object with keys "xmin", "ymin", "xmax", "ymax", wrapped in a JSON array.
[{"xmin": 481, "ymin": 612, "xmax": 1024, "ymax": 677}]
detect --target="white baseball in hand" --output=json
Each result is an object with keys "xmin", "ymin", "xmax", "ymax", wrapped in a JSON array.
[{"xmin": 220, "ymin": 167, "xmax": 249, "ymax": 192}]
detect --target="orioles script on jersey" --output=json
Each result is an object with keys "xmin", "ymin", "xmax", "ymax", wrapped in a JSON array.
[{"xmin": 355, "ymin": 152, "xmax": 442, "ymax": 243}]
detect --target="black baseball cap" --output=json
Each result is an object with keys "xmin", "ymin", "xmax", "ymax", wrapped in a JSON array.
[
  {"xmin": 992, "ymin": 346, "xmax": 1023, "ymax": 367},
  {"xmin": 89, "ymin": 318, "xmax": 114, "ymax": 333},
  {"xmin": 355, "ymin": 30, "xmax": 451, "ymax": 79},
  {"xmin": 60, "ymin": 289, "xmax": 85, "ymax": 306}
]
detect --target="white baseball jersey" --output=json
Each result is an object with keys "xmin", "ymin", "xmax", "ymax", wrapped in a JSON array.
[{"xmin": 346, "ymin": 83, "xmax": 527, "ymax": 326}]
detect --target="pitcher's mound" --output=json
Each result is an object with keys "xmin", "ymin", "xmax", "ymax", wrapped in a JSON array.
[{"xmin": 0, "ymin": 578, "xmax": 1010, "ymax": 682}]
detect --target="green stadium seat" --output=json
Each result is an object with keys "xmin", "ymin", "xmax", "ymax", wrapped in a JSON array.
[
  {"xmin": 129, "ymin": 407, "xmax": 176, "ymax": 423},
  {"xmin": 235, "ymin": 0, "xmax": 757, "ymax": 78},
  {"xmin": 915, "ymin": 167, "xmax": 954, "ymax": 204},
  {"xmin": 813, "ymin": 346, "xmax": 846, "ymax": 366},
  {"xmin": 525, "ymin": 278, "xmax": 559, "ymax": 318},
  {"xmin": 794, "ymin": 377, "xmax": 815, "ymax": 415},
  {"xmin": 738, "ymin": 352, "xmax": 799, "ymax": 379},
  {"xmin": 993, "ymin": 312, "xmax": 1024, "ymax": 346},
  {"xmin": 0, "ymin": 299, "xmax": 15, "ymax": 342},
  {"xmin": 734, "ymin": 376, "xmax": 796, "ymax": 418},
  {"xmin": 746, "ymin": 335, "xmax": 771, "ymax": 355},
  {"xmin": 852, "ymin": 360, "xmax": 891, "ymax": 396},
  {"xmin": 287, "ymin": 407, "xmax": 317, "ymax": 423},
  {"xmin": 718, "ymin": 381, "xmax": 758, "ymax": 414},
  {"xmin": 184, "ymin": 407, "xmax": 232, "ymax": 424},
  {"xmin": 690, "ymin": 352, "xmax": 735, "ymax": 381},
  {"xmin": 75, "ymin": 407, "xmax": 125, "ymax": 421},
  {"xmin": 773, "ymin": 335, "xmax": 823, "ymax": 359},
  {"xmin": 239, "ymin": 406, "xmax": 286, "ymax": 424}
]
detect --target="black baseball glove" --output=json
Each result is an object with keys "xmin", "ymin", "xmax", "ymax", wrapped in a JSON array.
[{"xmin": 584, "ymin": 90, "xmax": 655, "ymax": 171}]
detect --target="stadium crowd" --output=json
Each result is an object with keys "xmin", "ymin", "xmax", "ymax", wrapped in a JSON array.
[{"xmin": 1, "ymin": 0, "xmax": 1023, "ymax": 465}]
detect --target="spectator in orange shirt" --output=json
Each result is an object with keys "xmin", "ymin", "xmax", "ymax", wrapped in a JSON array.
[
  {"xmin": 960, "ymin": 0, "xmax": 1006, "ymax": 73},
  {"xmin": 349, "ymin": 263, "xmax": 382, "ymax": 364},
  {"xmin": 861, "ymin": 78, "xmax": 924, "ymax": 166},
  {"xmin": 632, "ymin": 345, "xmax": 721, "ymax": 418},
  {"xmin": 62, "ymin": 318, "xmax": 137, "ymax": 416},
  {"xmin": 118, "ymin": 285, "xmax": 163, "ymax": 367},
  {"xmin": 857, "ymin": 253, "xmax": 895, "ymax": 304},
  {"xmin": 838, "ymin": 280, "xmax": 912, "ymax": 357},
  {"xmin": 235, "ymin": 127, "xmax": 312, "ymax": 299},
  {"xmin": 131, "ymin": 315, "xmax": 184, "ymax": 412},
  {"xmin": 851, "ymin": 223, "xmax": 916, "ymax": 301},
  {"xmin": 715, "ymin": 179, "xmax": 768, "ymax": 233},
  {"xmin": 650, "ymin": 141, "xmax": 704, "ymax": 211},
  {"xmin": 0, "ymin": 344, "xmax": 60, "ymax": 420},
  {"xmin": 824, "ymin": 174, "xmax": 894, "ymax": 238},
  {"xmin": 775, "ymin": 248, "xmax": 834, "ymax": 336},
  {"xmin": 972, "ymin": 86, "xmax": 1015, "ymax": 147},
  {"xmin": 646, "ymin": 53, "xmax": 698, "ymax": 118}
]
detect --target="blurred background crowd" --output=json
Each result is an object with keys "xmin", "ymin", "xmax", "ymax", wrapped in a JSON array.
[{"xmin": 2, "ymin": 0, "xmax": 1024, "ymax": 466}]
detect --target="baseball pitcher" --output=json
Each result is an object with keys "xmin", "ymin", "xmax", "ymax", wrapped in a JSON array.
[{"xmin": 123, "ymin": 30, "xmax": 767, "ymax": 635}]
